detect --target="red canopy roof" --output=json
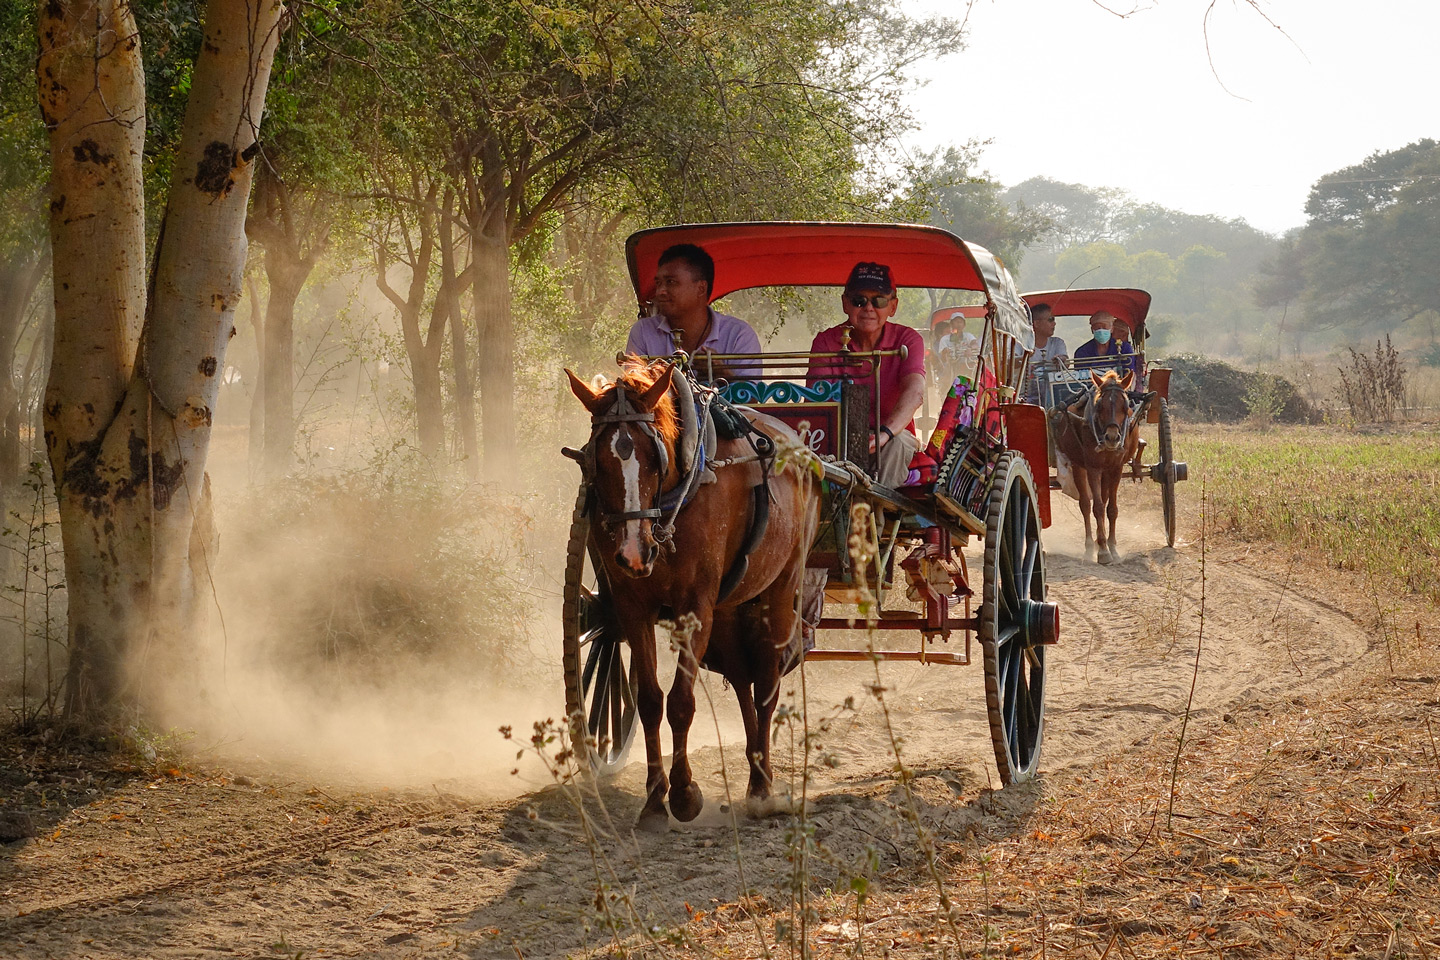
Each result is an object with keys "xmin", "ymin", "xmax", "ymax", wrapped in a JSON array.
[
  {"xmin": 929, "ymin": 304, "xmax": 988, "ymax": 330},
  {"xmin": 1020, "ymin": 288, "xmax": 1152, "ymax": 336},
  {"xmin": 627, "ymin": 222, "xmax": 1007, "ymax": 305}
]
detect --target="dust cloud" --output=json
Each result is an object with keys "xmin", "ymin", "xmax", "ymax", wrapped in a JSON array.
[{"xmin": 158, "ymin": 443, "xmax": 583, "ymax": 798}]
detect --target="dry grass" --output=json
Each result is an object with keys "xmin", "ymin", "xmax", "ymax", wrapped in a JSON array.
[
  {"xmin": 1178, "ymin": 423, "xmax": 1440, "ymax": 602},
  {"xmin": 610, "ymin": 422, "xmax": 1440, "ymax": 960},
  {"xmin": 630, "ymin": 636, "xmax": 1440, "ymax": 959}
]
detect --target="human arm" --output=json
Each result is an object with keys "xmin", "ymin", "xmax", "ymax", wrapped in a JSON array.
[{"xmin": 880, "ymin": 372, "xmax": 927, "ymax": 445}]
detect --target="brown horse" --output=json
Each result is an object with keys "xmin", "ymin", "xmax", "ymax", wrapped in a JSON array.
[
  {"xmin": 566, "ymin": 361, "xmax": 820, "ymax": 830},
  {"xmin": 1054, "ymin": 370, "xmax": 1152, "ymax": 564}
]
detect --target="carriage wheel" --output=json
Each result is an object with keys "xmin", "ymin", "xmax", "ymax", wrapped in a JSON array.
[
  {"xmin": 980, "ymin": 453, "xmax": 1057, "ymax": 785},
  {"xmin": 1156, "ymin": 400, "xmax": 1178, "ymax": 547},
  {"xmin": 562, "ymin": 482, "xmax": 639, "ymax": 778}
]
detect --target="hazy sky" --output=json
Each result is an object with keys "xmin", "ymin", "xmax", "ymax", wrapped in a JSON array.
[{"xmin": 904, "ymin": 0, "xmax": 1438, "ymax": 235}]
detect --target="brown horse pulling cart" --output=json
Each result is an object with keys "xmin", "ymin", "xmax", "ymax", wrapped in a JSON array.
[
  {"xmin": 1020, "ymin": 288, "xmax": 1188, "ymax": 548},
  {"xmin": 562, "ymin": 223, "xmax": 1063, "ymax": 822}
]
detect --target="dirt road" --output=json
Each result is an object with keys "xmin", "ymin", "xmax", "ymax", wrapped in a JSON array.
[{"xmin": 0, "ymin": 486, "xmax": 1374, "ymax": 958}]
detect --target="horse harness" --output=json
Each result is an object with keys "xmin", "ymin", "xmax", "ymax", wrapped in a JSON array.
[
  {"xmin": 570, "ymin": 372, "xmax": 776, "ymax": 603},
  {"xmin": 1071, "ymin": 380, "xmax": 1155, "ymax": 453}
]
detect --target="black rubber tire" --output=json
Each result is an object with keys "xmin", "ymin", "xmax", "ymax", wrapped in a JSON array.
[
  {"xmin": 1157, "ymin": 400, "xmax": 1177, "ymax": 548},
  {"xmin": 980, "ymin": 453, "xmax": 1048, "ymax": 785},
  {"xmin": 562, "ymin": 483, "xmax": 638, "ymax": 778}
]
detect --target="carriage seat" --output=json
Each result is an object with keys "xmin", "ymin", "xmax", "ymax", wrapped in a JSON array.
[{"xmin": 897, "ymin": 448, "xmax": 938, "ymax": 494}]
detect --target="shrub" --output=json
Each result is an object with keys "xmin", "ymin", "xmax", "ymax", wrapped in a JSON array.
[
  {"xmin": 1336, "ymin": 335, "xmax": 1407, "ymax": 423},
  {"xmin": 1157, "ymin": 354, "xmax": 1318, "ymax": 424}
]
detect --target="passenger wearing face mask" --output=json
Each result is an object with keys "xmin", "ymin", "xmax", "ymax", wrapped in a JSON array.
[{"xmin": 1072, "ymin": 310, "xmax": 1136, "ymax": 376}]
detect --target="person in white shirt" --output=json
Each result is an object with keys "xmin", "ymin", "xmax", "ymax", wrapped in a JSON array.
[{"xmin": 1025, "ymin": 302, "xmax": 1069, "ymax": 404}]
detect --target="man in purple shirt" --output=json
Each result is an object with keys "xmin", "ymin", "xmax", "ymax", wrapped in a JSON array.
[{"xmin": 625, "ymin": 243, "xmax": 761, "ymax": 379}]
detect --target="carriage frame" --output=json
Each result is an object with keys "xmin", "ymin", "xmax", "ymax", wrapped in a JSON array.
[{"xmin": 564, "ymin": 222, "xmax": 1062, "ymax": 786}]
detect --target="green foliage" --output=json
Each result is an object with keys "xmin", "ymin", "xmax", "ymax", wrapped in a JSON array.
[
  {"xmin": 903, "ymin": 145, "xmax": 1050, "ymax": 268},
  {"xmin": 0, "ymin": 2, "xmax": 46, "ymax": 254},
  {"xmin": 1272, "ymin": 140, "xmax": 1440, "ymax": 341},
  {"xmin": 1009, "ymin": 178, "xmax": 1285, "ymax": 358}
]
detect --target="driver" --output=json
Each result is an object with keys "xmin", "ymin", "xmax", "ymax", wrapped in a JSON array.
[
  {"xmin": 625, "ymin": 243, "xmax": 761, "ymax": 377},
  {"xmin": 806, "ymin": 261, "xmax": 925, "ymax": 487},
  {"xmin": 1072, "ymin": 310, "xmax": 1136, "ymax": 376}
]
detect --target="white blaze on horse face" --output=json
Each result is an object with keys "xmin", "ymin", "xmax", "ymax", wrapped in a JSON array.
[{"xmin": 612, "ymin": 430, "xmax": 647, "ymax": 567}]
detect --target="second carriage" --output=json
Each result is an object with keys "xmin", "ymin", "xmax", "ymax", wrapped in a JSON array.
[
  {"xmin": 1020, "ymin": 288, "xmax": 1188, "ymax": 547},
  {"xmin": 563, "ymin": 222, "xmax": 1062, "ymax": 787}
]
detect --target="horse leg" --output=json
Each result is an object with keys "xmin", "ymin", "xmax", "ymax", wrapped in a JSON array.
[
  {"xmin": 1104, "ymin": 468, "xmax": 1122, "ymax": 560},
  {"xmin": 626, "ymin": 616, "xmax": 670, "ymax": 831},
  {"xmin": 665, "ymin": 601, "xmax": 713, "ymax": 822},
  {"xmin": 745, "ymin": 664, "xmax": 788, "ymax": 817},
  {"xmin": 1090, "ymin": 469, "xmax": 1112, "ymax": 564},
  {"xmin": 745, "ymin": 555, "xmax": 806, "ymax": 816},
  {"xmin": 1074, "ymin": 468, "xmax": 1095, "ymax": 560}
]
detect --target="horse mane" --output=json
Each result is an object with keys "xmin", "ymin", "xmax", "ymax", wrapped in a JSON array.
[{"xmin": 609, "ymin": 362, "xmax": 679, "ymax": 445}]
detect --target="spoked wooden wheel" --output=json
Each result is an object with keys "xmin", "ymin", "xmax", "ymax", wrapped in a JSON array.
[
  {"xmin": 1152, "ymin": 400, "xmax": 1179, "ymax": 548},
  {"xmin": 562, "ymin": 483, "xmax": 639, "ymax": 778},
  {"xmin": 980, "ymin": 454, "xmax": 1059, "ymax": 784}
]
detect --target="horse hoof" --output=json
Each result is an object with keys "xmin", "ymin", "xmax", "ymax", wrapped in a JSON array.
[
  {"xmin": 635, "ymin": 808, "xmax": 670, "ymax": 833},
  {"xmin": 1096, "ymin": 548, "xmax": 1113, "ymax": 565},
  {"xmin": 746, "ymin": 793, "xmax": 794, "ymax": 819},
  {"xmin": 669, "ymin": 782, "xmax": 704, "ymax": 823}
]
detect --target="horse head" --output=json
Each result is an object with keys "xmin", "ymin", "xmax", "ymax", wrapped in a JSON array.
[
  {"xmin": 1086, "ymin": 369, "xmax": 1135, "ymax": 452},
  {"xmin": 566, "ymin": 361, "xmax": 678, "ymax": 578}
]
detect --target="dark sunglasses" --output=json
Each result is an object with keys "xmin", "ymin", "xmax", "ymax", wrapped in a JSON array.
[{"xmin": 847, "ymin": 294, "xmax": 893, "ymax": 309}]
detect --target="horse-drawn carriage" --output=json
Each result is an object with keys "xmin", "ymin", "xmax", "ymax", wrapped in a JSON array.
[
  {"xmin": 1020, "ymin": 289, "xmax": 1187, "ymax": 549},
  {"xmin": 561, "ymin": 222, "xmax": 1062, "ymax": 827}
]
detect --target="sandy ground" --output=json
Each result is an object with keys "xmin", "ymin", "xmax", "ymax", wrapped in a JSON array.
[{"xmin": 0, "ymin": 482, "xmax": 1376, "ymax": 959}]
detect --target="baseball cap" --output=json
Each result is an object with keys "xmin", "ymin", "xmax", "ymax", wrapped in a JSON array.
[{"xmin": 844, "ymin": 261, "xmax": 895, "ymax": 294}]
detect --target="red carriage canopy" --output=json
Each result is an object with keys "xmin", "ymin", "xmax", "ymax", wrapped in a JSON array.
[
  {"xmin": 1019, "ymin": 288, "xmax": 1152, "ymax": 339},
  {"xmin": 626, "ymin": 221, "xmax": 1032, "ymax": 350},
  {"xmin": 929, "ymin": 304, "xmax": 989, "ymax": 330}
]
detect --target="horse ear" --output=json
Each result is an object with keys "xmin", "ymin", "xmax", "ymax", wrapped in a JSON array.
[
  {"xmin": 1090, "ymin": 370, "xmax": 1105, "ymax": 390},
  {"xmin": 636, "ymin": 362, "xmax": 675, "ymax": 411},
  {"xmin": 1120, "ymin": 369, "xmax": 1135, "ymax": 391},
  {"xmin": 566, "ymin": 369, "xmax": 608, "ymax": 414}
]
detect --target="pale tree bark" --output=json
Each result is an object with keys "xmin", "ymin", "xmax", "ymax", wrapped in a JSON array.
[{"xmin": 39, "ymin": 0, "xmax": 283, "ymax": 723}]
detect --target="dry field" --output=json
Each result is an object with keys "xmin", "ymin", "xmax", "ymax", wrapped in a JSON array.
[{"xmin": 1, "ymin": 422, "xmax": 1438, "ymax": 959}]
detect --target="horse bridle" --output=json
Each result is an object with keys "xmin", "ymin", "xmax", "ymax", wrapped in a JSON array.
[
  {"xmin": 578, "ymin": 385, "xmax": 672, "ymax": 530},
  {"xmin": 1081, "ymin": 381, "xmax": 1155, "ymax": 453}
]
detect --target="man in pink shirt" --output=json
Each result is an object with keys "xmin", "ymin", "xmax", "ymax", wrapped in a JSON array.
[{"xmin": 807, "ymin": 262, "xmax": 926, "ymax": 487}]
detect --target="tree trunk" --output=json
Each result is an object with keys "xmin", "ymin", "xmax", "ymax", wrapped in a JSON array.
[
  {"xmin": 442, "ymin": 201, "xmax": 478, "ymax": 479},
  {"xmin": 39, "ymin": 0, "xmax": 282, "ymax": 724},
  {"xmin": 245, "ymin": 273, "xmax": 265, "ymax": 478},
  {"xmin": 412, "ymin": 297, "xmax": 446, "ymax": 459},
  {"xmin": 471, "ymin": 228, "xmax": 514, "ymax": 477},
  {"xmin": 0, "ymin": 251, "xmax": 46, "ymax": 487},
  {"xmin": 260, "ymin": 249, "xmax": 310, "ymax": 478}
]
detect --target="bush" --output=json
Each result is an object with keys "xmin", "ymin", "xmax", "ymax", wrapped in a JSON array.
[{"xmin": 1158, "ymin": 353, "xmax": 1319, "ymax": 424}]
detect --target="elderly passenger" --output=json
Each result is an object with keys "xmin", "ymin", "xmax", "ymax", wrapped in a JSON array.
[{"xmin": 807, "ymin": 261, "xmax": 925, "ymax": 487}]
